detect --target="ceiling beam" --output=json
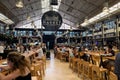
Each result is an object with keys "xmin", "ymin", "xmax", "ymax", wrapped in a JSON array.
[
  {"xmin": 0, "ymin": 1, "xmax": 19, "ymax": 24},
  {"xmin": 16, "ymin": 8, "xmax": 42, "ymax": 17},
  {"xmin": 60, "ymin": 1, "xmax": 88, "ymax": 16},
  {"xmin": 18, "ymin": 13, "xmax": 77, "ymax": 25},
  {"xmin": 58, "ymin": 8, "xmax": 81, "ymax": 20},
  {"xmin": 84, "ymin": 0, "xmax": 98, "ymax": 8},
  {"xmin": 16, "ymin": 6, "xmax": 81, "ymax": 21},
  {"xmin": 87, "ymin": 0, "xmax": 120, "ymax": 19},
  {"xmin": 11, "ymin": 0, "xmax": 41, "ymax": 10}
]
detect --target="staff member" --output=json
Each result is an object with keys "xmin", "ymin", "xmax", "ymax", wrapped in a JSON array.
[{"xmin": 0, "ymin": 52, "xmax": 31, "ymax": 80}]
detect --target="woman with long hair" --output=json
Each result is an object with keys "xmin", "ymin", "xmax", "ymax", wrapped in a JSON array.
[{"xmin": 0, "ymin": 51, "xmax": 31, "ymax": 80}]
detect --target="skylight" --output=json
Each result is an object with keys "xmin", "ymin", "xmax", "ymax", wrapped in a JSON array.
[
  {"xmin": 81, "ymin": 2, "xmax": 120, "ymax": 27},
  {"xmin": 0, "ymin": 13, "xmax": 14, "ymax": 25},
  {"xmin": 60, "ymin": 23, "xmax": 77, "ymax": 30},
  {"xmin": 16, "ymin": 0, "xmax": 77, "ymax": 30},
  {"xmin": 16, "ymin": 19, "xmax": 45, "ymax": 29}
]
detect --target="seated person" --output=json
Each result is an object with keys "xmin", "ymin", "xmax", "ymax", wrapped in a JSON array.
[
  {"xmin": 35, "ymin": 44, "xmax": 44, "ymax": 60},
  {"xmin": 80, "ymin": 48, "xmax": 90, "ymax": 62},
  {"xmin": 0, "ymin": 51, "xmax": 31, "ymax": 80},
  {"xmin": 101, "ymin": 45, "xmax": 115, "ymax": 56},
  {"xmin": 73, "ymin": 47, "xmax": 79, "ymax": 58},
  {"xmin": 102, "ymin": 45, "xmax": 115, "ymax": 70},
  {"xmin": 68, "ymin": 47, "xmax": 74, "ymax": 58}
]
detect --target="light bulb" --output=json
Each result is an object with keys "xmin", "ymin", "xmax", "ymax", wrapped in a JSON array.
[{"xmin": 16, "ymin": 0, "xmax": 24, "ymax": 8}]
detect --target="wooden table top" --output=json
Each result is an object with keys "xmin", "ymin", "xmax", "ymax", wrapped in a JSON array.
[{"xmin": 104, "ymin": 56, "xmax": 115, "ymax": 60}]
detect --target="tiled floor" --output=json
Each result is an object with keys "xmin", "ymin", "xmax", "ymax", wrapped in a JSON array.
[{"xmin": 43, "ymin": 52, "xmax": 82, "ymax": 80}]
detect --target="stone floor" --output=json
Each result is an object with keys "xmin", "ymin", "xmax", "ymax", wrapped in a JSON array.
[{"xmin": 43, "ymin": 52, "xmax": 82, "ymax": 80}]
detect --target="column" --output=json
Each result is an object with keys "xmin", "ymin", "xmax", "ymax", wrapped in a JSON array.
[
  {"xmin": 92, "ymin": 26, "xmax": 94, "ymax": 50},
  {"xmin": 116, "ymin": 17, "xmax": 119, "ymax": 49},
  {"xmin": 102, "ymin": 22, "xmax": 105, "ymax": 47}
]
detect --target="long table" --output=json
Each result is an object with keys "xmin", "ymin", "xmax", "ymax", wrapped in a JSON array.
[{"xmin": 86, "ymin": 51, "xmax": 116, "ymax": 67}]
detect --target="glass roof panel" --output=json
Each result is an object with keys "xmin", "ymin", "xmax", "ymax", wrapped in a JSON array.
[{"xmin": 0, "ymin": 13, "xmax": 14, "ymax": 24}]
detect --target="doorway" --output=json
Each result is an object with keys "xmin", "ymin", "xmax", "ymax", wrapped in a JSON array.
[{"xmin": 43, "ymin": 34, "xmax": 55, "ymax": 50}]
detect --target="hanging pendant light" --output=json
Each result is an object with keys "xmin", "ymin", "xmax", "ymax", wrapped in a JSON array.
[
  {"xmin": 103, "ymin": 2, "xmax": 109, "ymax": 13},
  {"xmin": 27, "ymin": 14, "xmax": 31, "ymax": 20},
  {"xmin": 16, "ymin": 0, "xmax": 24, "ymax": 8},
  {"xmin": 6, "ymin": 24, "xmax": 9, "ymax": 30},
  {"xmin": 84, "ymin": 17, "xmax": 89, "ymax": 23}
]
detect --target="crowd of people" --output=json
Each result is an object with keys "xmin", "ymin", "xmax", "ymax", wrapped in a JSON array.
[
  {"xmin": 0, "ymin": 42, "xmax": 47, "ymax": 80},
  {"xmin": 54, "ymin": 44, "xmax": 120, "ymax": 79},
  {"xmin": 0, "ymin": 41, "xmax": 120, "ymax": 80}
]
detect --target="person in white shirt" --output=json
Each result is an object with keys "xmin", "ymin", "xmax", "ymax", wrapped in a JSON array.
[
  {"xmin": 0, "ymin": 44, "xmax": 4, "ymax": 54},
  {"xmin": 36, "ymin": 44, "xmax": 44, "ymax": 59},
  {"xmin": 69, "ymin": 47, "xmax": 74, "ymax": 57}
]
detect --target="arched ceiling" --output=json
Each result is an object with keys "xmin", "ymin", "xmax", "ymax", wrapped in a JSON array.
[{"xmin": 0, "ymin": 0, "xmax": 119, "ymax": 30}]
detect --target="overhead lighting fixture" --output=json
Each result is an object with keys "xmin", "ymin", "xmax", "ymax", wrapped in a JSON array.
[
  {"xmin": 16, "ymin": 0, "xmax": 24, "ymax": 8},
  {"xmin": 6, "ymin": 25, "xmax": 9, "ymax": 30},
  {"xmin": 12, "ymin": 28, "xmax": 15, "ymax": 32},
  {"xmin": 103, "ymin": 6, "xmax": 109, "ymax": 13},
  {"xmin": 103, "ymin": 2, "xmax": 109, "ymax": 13},
  {"xmin": 76, "ymin": 23, "xmax": 80, "ymax": 27},
  {"xmin": 84, "ymin": 17, "xmax": 89, "ymax": 23},
  {"xmin": 70, "ymin": 26, "xmax": 72, "ymax": 31},
  {"xmin": 27, "ymin": 14, "xmax": 31, "ymax": 20},
  {"xmin": 0, "ymin": 13, "xmax": 14, "ymax": 25},
  {"xmin": 31, "ymin": 21, "xmax": 35, "ymax": 27},
  {"xmin": 81, "ymin": 2, "xmax": 120, "ymax": 27}
]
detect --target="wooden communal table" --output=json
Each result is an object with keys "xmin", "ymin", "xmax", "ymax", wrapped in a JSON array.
[
  {"xmin": 86, "ymin": 51, "xmax": 115, "ymax": 67},
  {"xmin": 87, "ymin": 51, "xmax": 101, "ymax": 66},
  {"xmin": 104, "ymin": 56, "xmax": 115, "ymax": 61}
]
